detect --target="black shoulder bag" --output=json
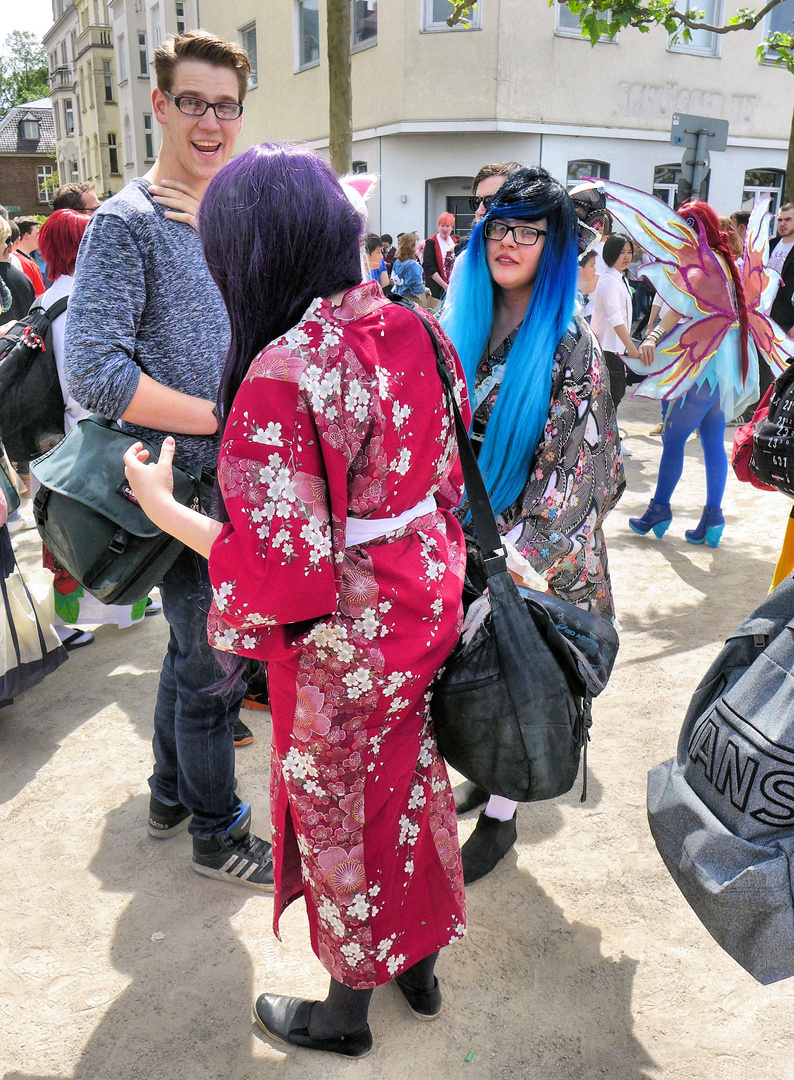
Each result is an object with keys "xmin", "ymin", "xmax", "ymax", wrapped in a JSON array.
[{"xmin": 397, "ymin": 299, "xmax": 619, "ymax": 802}]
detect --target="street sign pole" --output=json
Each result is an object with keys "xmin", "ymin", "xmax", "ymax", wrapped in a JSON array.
[{"xmin": 690, "ymin": 130, "xmax": 710, "ymax": 196}]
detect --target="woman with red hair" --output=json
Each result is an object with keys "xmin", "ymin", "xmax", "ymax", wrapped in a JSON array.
[
  {"xmin": 37, "ymin": 208, "xmax": 154, "ymax": 641},
  {"xmin": 422, "ymin": 212, "xmax": 457, "ymax": 306},
  {"xmin": 628, "ymin": 200, "xmax": 751, "ymax": 547}
]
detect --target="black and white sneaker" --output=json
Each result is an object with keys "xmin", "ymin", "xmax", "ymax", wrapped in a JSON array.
[
  {"xmin": 148, "ymin": 795, "xmax": 191, "ymax": 838},
  {"xmin": 192, "ymin": 803, "xmax": 274, "ymax": 892}
]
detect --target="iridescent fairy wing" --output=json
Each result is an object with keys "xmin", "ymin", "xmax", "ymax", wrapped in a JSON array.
[
  {"xmin": 741, "ymin": 198, "xmax": 794, "ymax": 375},
  {"xmin": 597, "ymin": 180, "xmax": 735, "ymax": 323}
]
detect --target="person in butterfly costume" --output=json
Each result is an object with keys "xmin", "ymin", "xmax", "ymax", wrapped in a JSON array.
[{"xmin": 594, "ymin": 182, "xmax": 794, "ymax": 547}]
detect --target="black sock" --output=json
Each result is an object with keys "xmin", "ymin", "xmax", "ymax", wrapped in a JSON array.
[
  {"xmin": 396, "ymin": 950, "xmax": 439, "ymax": 992},
  {"xmin": 308, "ymin": 977, "xmax": 374, "ymax": 1038}
]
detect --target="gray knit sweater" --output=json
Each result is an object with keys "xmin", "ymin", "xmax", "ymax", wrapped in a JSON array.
[{"xmin": 64, "ymin": 177, "xmax": 229, "ymax": 468}]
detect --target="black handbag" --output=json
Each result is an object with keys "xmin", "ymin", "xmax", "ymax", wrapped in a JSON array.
[
  {"xmin": 402, "ymin": 302, "xmax": 620, "ymax": 802},
  {"xmin": 750, "ymin": 362, "xmax": 794, "ymax": 498},
  {"xmin": 30, "ymin": 415, "xmax": 214, "ymax": 606}
]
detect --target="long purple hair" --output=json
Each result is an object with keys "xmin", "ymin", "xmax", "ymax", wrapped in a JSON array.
[
  {"xmin": 198, "ymin": 143, "xmax": 364, "ymax": 691},
  {"xmin": 199, "ymin": 143, "xmax": 364, "ymax": 434}
]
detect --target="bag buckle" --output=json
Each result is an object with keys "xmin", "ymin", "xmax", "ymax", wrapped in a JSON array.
[{"xmin": 108, "ymin": 529, "xmax": 129, "ymax": 556}]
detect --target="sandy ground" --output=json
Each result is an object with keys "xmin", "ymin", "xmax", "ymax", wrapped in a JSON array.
[{"xmin": 4, "ymin": 395, "xmax": 794, "ymax": 1080}]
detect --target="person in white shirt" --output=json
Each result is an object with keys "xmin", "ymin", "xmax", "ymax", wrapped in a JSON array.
[{"xmin": 590, "ymin": 233, "xmax": 640, "ymax": 409}]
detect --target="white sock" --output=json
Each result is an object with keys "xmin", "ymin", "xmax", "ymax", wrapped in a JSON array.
[{"xmin": 484, "ymin": 796, "xmax": 517, "ymax": 821}]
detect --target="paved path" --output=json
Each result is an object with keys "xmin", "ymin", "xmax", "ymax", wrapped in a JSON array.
[{"xmin": 3, "ymin": 396, "xmax": 794, "ymax": 1080}]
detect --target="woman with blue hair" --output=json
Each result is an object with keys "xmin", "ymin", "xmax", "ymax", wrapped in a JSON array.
[{"xmin": 441, "ymin": 165, "xmax": 625, "ymax": 883}]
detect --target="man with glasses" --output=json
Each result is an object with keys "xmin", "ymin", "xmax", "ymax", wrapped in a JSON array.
[
  {"xmin": 65, "ymin": 30, "xmax": 274, "ymax": 891},
  {"xmin": 52, "ymin": 182, "xmax": 101, "ymax": 215},
  {"xmin": 455, "ymin": 160, "xmax": 521, "ymax": 259}
]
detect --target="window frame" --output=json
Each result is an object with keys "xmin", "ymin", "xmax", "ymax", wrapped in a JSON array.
[
  {"xmin": 108, "ymin": 131, "xmax": 120, "ymax": 175},
  {"xmin": 742, "ymin": 168, "xmax": 786, "ymax": 214},
  {"xmin": 175, "ymin": 0, "xmax": 186, "ymax": 34},
  {"xmin": 667, "ymin": 0, "xmax": 723, "ymax": 58},
  {"xmin": 21, "ymin": 119, "xmax": 40, "ymax": 140},
  {"xmin": 421, "ymin": 0, "xmax": 481, "ymax": 32},
  {"xmin": 554, "ymin": 3, "xmax": 614, "ymax": 41},
  {"xmin": 653, "ymin": 164, "xmax": 680, "ymax": 207},
  {"xmin": 143, "ymin": 112, "xmax": 155, "ymax": 161},
  {"xmin": 103, "ymin": 59, "xmax": 114, "ymax": 103},
  {"xmin": 117, "ymin": 34, "xmax": 127, "ymax": 83},
  {"xmin": 138, "ymin": 30, "xmax": 148, "ymax": 77},
  {"xmin": 566, "ymin": 159, "xmax": 610, "ymax": 189},
  {"xmin": 239, "ymin": 22, "xmax": 258, "ymax": 89},
  {"xmin": 761, "ymin": 0, "xmax": 794, "ymax": 64},
  {"xmin": 37, "ymin": 165, "xmax": 54, "ymax": 204},
  {"xmin": 64, "ymin": 98, "xmax": 75, "ymax": 135},
  {"xmin": 295, "ymin": 0, "xmax": 321, "ymax": 72},
  {"xmin": 351, "ymin": 0, "xmax": 378, "ymax": 53}
]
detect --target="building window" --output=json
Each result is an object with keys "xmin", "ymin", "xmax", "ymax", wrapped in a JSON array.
[
  {"xmin": 653, "ymin": 164, "xmax": 680, "ymax": 207},
  {"xmin": 20, "ymin": 119, "xmax": 40, "ymax": 140},
  {"xmin": 37, "ymin": 165, "xmax": 54, "ymax": 204},
  {"xmin": 566, "ymin": 159, "xmax": 610, "ymax": 189},
  {"xmin": 352, "ymin": 0, "xmax": 377, "ymax": 51},
  {"xmin": 143, "ymin": 113, "xmax": 154, "ymax": 160},
  {"xmin": 422, "ymin": 0, "xmax": 481, "ymax": 31},
  {"xmin": 296, "ymin": 0, "xmax": 320, "ymax": 70},
  {"xmin": 175, "ymin": 0, "xmax": 186, "ymax": 34},
  {"xmin": 70, "ymin": 159, "xmax": 79, "ymax": 182},
  {"xmin": 239, "ymin": 23, "xmax": 258, "ymax": 89},
  {"xmin": 668, "ymin": 0, "xmax": 723, "ymax": 57},
  {"xmin": 763, "ymin": 0, "xmax": 794, "ymax": 62},
  {"xmin": 54, "ymin": 107, "xmax": 61, "ymax": 139},
  {"xmin": 117, "ymin": 35, "xmax": 127, "ymax": 82},
  {"xmin": 108, "ymin": 132, "xmax": 120, "ymax": 174},
  {"xmin": 70, "ymin": 28, "xmax": 77, "ymax": 60},
  {"xmin": 103, "ymin": 60, "xmax": 114, "ymax": 102},
  {"xmin": 743, "ymin": 169, "xmax": 786, "ymax": 213},
  {"xmin": 138, "ymin": 31, "xmax": 148, "ymax": 76},
  {"xmin": 124, "ymin": 115, "xmax": 133, "ymax": 164},
  {"xmin": 64, "ymin": 98, "xmax": 75, "ymax": 135},
  {"xmin": 352, "ymin": 159, "xmax": 368, "ymax": 173},
  {"xmin": 555, "ymin": 3, "xmax": 613, "ymax": 40},
  {"xmin": 60, "ymin": 40, "xmax": 68, "ymax": 66},
  {"xmin": 152, "ymin": 5, "xmax": 162, "ymax": 47}
]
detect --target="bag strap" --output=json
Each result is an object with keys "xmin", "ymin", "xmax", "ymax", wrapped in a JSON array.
[
  {"xmin": 390, "ymin": 296, "xmax": 507, "ymax": 578},
  {"xmin": 43, "ymin": 296, "xmax": 69, "ymax": 323}
]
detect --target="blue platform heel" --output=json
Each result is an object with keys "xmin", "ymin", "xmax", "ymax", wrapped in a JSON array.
[
  {"xmin": 685, "ymin": 506, "xmax": 725, "ymax": 548},
  {"xmin": 629, "ymin": 500, "xmax": 672, "ymax": 538}
]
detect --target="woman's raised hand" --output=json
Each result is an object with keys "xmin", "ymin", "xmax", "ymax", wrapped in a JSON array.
[
  {"xmin": 150, "ymin": 180, "xmax": 200, "ymax": 230},
  {"xmin": 123, "ymin": 437, "xmax": 176, "ymax": 521}
]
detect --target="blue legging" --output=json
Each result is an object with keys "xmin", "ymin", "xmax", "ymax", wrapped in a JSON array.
[{"xmin": 653, "ymin": 384, "xmax": 727, "ymax": 508}]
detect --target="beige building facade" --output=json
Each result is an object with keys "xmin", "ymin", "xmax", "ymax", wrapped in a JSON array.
[
  {"xmin": 198, "ymin": 0, "xmax": 794, "ymax": 235},
  {"xmin": 44, "ymin": 0, "xmax": 124, "ymax": 198}
]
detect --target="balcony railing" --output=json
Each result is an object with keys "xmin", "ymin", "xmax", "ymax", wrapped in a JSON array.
[
  {"xmin": 74, "ymin": 24, "xmax": 113, "ymax": 56},
  {"xmin": 49, "ymin": 66, "xmax": 74, "ymax": 90}
]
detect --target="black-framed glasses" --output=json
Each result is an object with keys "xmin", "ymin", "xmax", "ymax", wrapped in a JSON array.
[
  {"xmin": 163, "ymin": 90, "xmax": 243, "ymax": 120},
  {"xmin": 468, "ymin": 193, "xmax": 498, "ymax": 213},
  {"xmin": 483, "ymin": 221, "xmax": 547, "ymax": 246}
]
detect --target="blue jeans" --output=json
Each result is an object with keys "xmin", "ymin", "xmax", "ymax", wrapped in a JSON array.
[{"xmin": 150, "ymin": 546, "xmax": 244, "ymax": 838}]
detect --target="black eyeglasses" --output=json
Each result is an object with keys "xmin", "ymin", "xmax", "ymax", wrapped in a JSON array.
[
  {"xmin": 468, "ymin": 194, "xmax": 498, "ymax": 213},
  {"xmin": 483, "ymin": 221, "xmax": 547, "ymax": 246},
  {"xmin": 163, "ymin": 91, "xmax": 243, "ymax": 120}
]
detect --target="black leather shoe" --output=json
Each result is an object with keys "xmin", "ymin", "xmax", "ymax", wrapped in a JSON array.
[
  {"xmin": 253, "ymin": 994, "xmax": 373, "ymax": 1059},
  {"xmin": 461, "ymin": 811, "xmax": 518, "ymax": 885},
  {"xmin": 394, "ymin": 974, "xmax": 442, "ymax": 1020},
  {"xmin": 453, "ymin": 780, "xmax": 489, "ymax": 815}
]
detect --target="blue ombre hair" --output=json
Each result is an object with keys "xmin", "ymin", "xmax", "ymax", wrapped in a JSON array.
[
  {"xmin": 441, "ymin": 165, "xmax": 579, "ymax": 517},
  {"xmin": 199, "ymin": 143, "xmax": 364, "ymax": 433}
]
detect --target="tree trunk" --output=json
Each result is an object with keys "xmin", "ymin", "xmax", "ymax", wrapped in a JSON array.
[
  {"xmin": 787, "ymin": 100, "xmax": 794, "ymax": 205},
  {"xmin": 327, "ymin": 0, "xmax": 352, "ymax": 175}
]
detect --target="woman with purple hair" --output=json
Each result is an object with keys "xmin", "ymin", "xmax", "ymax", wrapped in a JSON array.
[{"xmin": 123, "ymin": 143, "xmax": 468, "ymax": 1058}]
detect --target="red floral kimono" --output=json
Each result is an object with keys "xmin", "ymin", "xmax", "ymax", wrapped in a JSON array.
[{"xmin": 207, "ymin": 283, "xmax": 469, "ymax": 989}]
